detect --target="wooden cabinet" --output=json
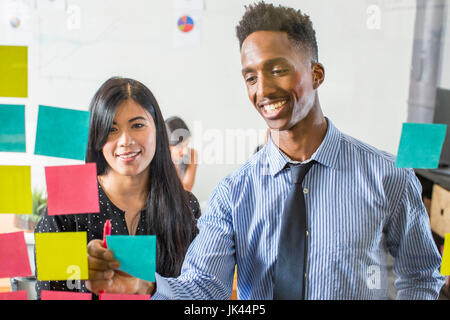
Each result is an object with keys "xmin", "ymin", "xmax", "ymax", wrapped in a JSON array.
[{"xmin": 430, "ymin": 184, "xmax": 450, "ymax": 238}]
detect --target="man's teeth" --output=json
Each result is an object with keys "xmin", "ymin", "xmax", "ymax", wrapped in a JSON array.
[
  {"xmin": 118, "ymin": 152, "xmax": 139, "ymax": 158},
  {"xmin": 263, "ymin": 101, "xmax": 286, "ymax": 113}
]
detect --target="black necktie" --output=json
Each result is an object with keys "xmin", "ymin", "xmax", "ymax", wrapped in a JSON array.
[{"xmin": 273, "ymin": 160, "xmax": 316, "ymax": 300}]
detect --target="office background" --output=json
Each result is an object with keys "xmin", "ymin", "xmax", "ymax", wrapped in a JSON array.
[{"xmin": 0, "ymin": 0, "xmax": 449, "ymax": 295}]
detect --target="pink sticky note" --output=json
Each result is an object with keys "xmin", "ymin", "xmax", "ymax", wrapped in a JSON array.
[
  {"xmin": 0, "ymin": 291, "xmax": 28, "ymax": 300},
  {"xmin": 99, "ymin": 293, "xmax": 151, "ymax": 300},
  {"xmin": 45, "ymin": 163, "xmax": 100, "ymax": 215},
  {"xmin": 41, "ymin": 290, "xmax": 92, "ymax": 300},
  {"xmin": 0, "ymin": 231, "xmax": 32, "ymax": 278}
]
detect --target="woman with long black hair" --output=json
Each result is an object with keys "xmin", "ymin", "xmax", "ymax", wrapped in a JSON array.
[{"xmin": 35, "ymin": 77, "xmax": 200, "ymax": 298}]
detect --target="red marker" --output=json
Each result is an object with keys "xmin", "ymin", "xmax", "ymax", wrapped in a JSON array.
[
  {"xmin": 103, "ymin": 219, "xmax": 111, "ymax": 248},
  {"xmin": 100, "ymin": 219, "xmax": 112, "ymax": 296}
]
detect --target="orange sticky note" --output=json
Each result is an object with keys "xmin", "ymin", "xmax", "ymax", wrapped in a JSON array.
[
  {"xmin": 0, "ymin": 291, "xmax": 28, "ymax": 300},
  {"xmin": 0, "ymin": 231, "xmax": 32, "ymax": 278},
  {"xmin": 45, "ymin": 163, "xmax": 99, "ymax": 215},
  {"xmin": 99, "ymin": 293, "xmax": 151, "ymax": 300},
  {"xmin": 440, "ymin": 233, "xmax": 450, "ymax": 276},
  {"xmin": 41, "ymin": 290, "xmax": 92, "ymax": 300}
]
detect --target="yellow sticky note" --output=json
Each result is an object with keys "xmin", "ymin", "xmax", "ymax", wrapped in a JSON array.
[
  {"xmin": 0, "ymin": 166, "xmax": 32, "ymax": 214},
  {"xmin": 35, "ymin": 232, "xmax": 88, "ymax": 281},
  {"xmin": 0, "ymin": 46, "xmax": 28, "ymax": 98},
  {"xmin": 441, "ymin": 234, "xmax": 450, "ymax": 276}
]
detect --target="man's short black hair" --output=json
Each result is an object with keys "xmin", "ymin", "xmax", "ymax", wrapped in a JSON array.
[{"xmin": 236, "ymin": 1, "xmax": 319, "ymax": 63}]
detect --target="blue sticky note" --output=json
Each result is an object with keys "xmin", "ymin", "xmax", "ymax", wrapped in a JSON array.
[
  {"xmin": 396, "ymin": 123, "xmax": 447, "ymax": 169},
  {"xmin": 34, "ymin": 105, "xmax": 90, "ymax": 160},
  {"xmin": 0, "ymin": 104, "xmax": 26, "ymax": 152},
  {"xmin": 106, "ymin": 235, "xmax": 156, "ymax": 282}
]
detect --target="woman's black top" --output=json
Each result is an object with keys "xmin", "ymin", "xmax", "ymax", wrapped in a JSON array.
[{"xmin": 34, "ymin": 182, "xmax": 201, "ymax": 299}]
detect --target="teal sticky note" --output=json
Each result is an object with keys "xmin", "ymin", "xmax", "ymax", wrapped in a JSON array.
[
  {"xmin": 0, "ymin": 104, "xmax": 26, "ymax": 152},
  {"xmin": 106, "ymin": 235, "xmax": 156, "ymax": 282},
  {"xmin": 34, "ymin": 105, "xmax": 90, "ymax": 160},
  {"xmin": 396, "ymin": 123, "xmax": 447, "ymax": 169}
]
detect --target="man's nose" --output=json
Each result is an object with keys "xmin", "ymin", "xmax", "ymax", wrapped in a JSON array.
[{"xmin": 256, "ymin": 74, "xmax": 276, "ymax": 99}]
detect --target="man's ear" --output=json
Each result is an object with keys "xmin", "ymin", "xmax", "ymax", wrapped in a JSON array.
[{"xmin": 311, "ymin": 63, "xmax": 325, "ymax": 89}]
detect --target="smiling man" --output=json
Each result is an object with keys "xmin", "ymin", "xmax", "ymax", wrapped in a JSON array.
[
  {"xmin": 150, "ymin": 2, "xmax": 444, "ymax": 300},
  {"xmin": 90, "ymin": 2, "xmax": 445, "ymax": 300}
]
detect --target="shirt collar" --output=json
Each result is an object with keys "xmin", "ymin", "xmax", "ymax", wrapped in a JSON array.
[{"xmin": 264, "ymin": 118, "xmax": 341, "ymax": 177}]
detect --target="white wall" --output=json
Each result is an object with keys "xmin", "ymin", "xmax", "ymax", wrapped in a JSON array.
[
  {"xmin": 0, "ymin": 0, "xmax": 418, "ymax": 207},
  {"xmin": 439, "ymin": 0, "xmax": 450, "ymax": 90}
]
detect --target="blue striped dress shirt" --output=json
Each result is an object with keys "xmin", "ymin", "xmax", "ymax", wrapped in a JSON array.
[{"xmin": 152, "ymin": 119, "xmax": 445, "ymax": 300}]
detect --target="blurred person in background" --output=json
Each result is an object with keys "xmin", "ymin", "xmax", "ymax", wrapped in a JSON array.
[{"xmin": 165, "ymin": 116, "xmax": 198, "ymax": 192}]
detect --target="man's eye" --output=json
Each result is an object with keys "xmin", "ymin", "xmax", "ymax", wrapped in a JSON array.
[
  {"xmin": 245, "ymin": 76, "xmax": 257, "ymax": 84},
  {"xmin": 272, "ymin": 69, "xmax": 287, "ymax": 75}
]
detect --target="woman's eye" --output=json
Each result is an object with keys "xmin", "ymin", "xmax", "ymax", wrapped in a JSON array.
[
  {"xmin": 132, "ymin": 123, "xmax": 145, "ymax": 129},
  {"xmin": 109, "ymin": 127, "xmax": 118, "ymax": 133}
]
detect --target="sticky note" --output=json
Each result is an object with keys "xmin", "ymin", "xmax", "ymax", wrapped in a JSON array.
[
  {"xmin": 0, "ymin": 165, "xmax": 32, "ymax": 214},
  {"xmin": 0, "ymin": 104, "xmax": 26, "ymax": 152},
  {"xmin": 440, "ymin": 233, "xmax": 450, "ymax": 276},
  {"xmin": 45, "ymin": 163, "xmax": 99, "ymax": 215},
  {"xmin": 396, "ymin": 123, "xmax": 447, "ymax": 169},
  {"xmin": 0, "ymin": 232, "xmax": 32, "ymax": 278},
  {"xmin": 41, "ymin": 290, "xmax": 92, "ymax": 300},
  {"xmin": 0, "ymin": 45, "xmax": 27, "ymax": 98},
  {"xmin": 106, "ymin": 235, "xmax": 156, "ymax": 282},
  {"xmin": 99, "ymin": 293, "xmax": 151, "ymax": 300},
  {"xmin": 0, "ymin": 291, "xmax": 28, "ymax": 300},
  {"xmin": 34, "ymin": 105, "xmax": 90, "ymax": 160},
  {"xmin": 35, "ymin": 232, "xmax": 88, "ymax": 281}
]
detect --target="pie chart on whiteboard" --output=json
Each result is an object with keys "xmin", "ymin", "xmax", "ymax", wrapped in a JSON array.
[{"xmin": 178, "ymin": 15, "xmax": 194, "ymax": 33}]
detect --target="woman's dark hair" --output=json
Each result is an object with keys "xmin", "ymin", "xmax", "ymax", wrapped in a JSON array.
[
  {"xmin": 165, "ymin": 116, "xmax": 191, "ymax": 147},
  {"xmin": 236, "ymin": 1, "xmax": 318, "ymax": 63},
  {"xmin": 86, "ymin": 77, "xmax": 197, "ymax": 277}
]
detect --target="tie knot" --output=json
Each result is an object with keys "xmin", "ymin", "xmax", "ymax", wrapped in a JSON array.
[{"xmin": 289, "ymin": 160, "xmax": 316, "ymax": 184}]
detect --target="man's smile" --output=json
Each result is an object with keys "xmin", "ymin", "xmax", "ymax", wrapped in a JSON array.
[{"xmin": 258, "ymin": 98, "xmax": 289, "ymax": 119}]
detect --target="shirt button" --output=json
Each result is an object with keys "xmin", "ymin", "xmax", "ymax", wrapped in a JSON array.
[
  {"xmin": 303, "ymin": 188, "xmax": 309, "ymax": 194},
  {"xmin": 304, "ymin": 273, "xmax": 307, "ymax": 279},
  {"xmin": 306, "ymin": 230, "xmax": 309, "ymax": 237}
]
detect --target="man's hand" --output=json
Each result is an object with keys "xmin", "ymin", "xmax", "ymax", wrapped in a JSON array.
[{"xmin": 85, "ymin": 239, "xmax": 155, "ymax": 295}]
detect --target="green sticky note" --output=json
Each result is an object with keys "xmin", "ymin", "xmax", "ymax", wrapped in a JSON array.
[
  {"xmin": 0, "ymin": 104, "xmax": 26, "ymax": 152},
  {"xmin": 0, "ymin": 46, "xmax": 27, "ymax": 98},
  {"xmin": 0, "ymin": 166, "xmax": 32, "ymax": 214},
  {"xmin": 35, "ymin": 232, "xmax": 89, "ymax": 281},
  {"xmin": 441, "ymin": 234, "xmax": 450, "ymax": 276},
  {"xmin": 106, "ymin": 235, "xmax": 156, "ymax": 282},
  {"xmin": 395, "ymin": 123, "xmax": 447, "ymax": 169},
  {"xmin": 34, "ymin": 105, "xmax": 90, "ymax": 160}
]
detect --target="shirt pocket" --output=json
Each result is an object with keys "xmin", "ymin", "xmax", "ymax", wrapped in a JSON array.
[{"xmin": 331, "ymin": 245, "xmax": 388, "ymax": 300}]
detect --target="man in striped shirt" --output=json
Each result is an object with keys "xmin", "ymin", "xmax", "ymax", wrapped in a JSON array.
[{"xmin": 86, "ymin": 2, "xmax": 445, "ymax": 299}]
